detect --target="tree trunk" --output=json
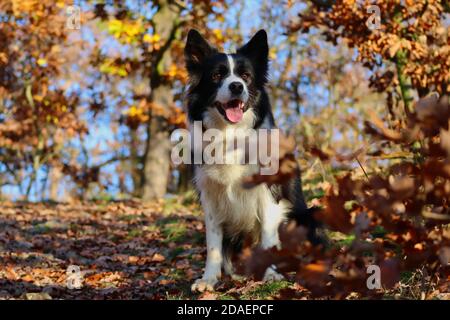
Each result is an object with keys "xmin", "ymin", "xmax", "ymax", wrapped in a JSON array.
[
  {"xmin": 141, "ymin": 89, "xmax": 173, "ymax": 200},
  {"xmin": 141, "ymin": 1, "xmax": 181, "ymax": 201},
  {"xmin": 48, "ymin": 166, "xmax": 62, "ymax": 201},
  {"xmin": 177, "ymin": 163, "xmax": 194, "ymax": 193},
  {"xmin": 129, "ymin": 127, "xmax": 142, "ymax": 197}
]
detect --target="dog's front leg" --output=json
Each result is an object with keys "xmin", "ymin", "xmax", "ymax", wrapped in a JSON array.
[
  {"xmin": 192, "ymin": 208, "xmax": 223, "ymax": 292},
  {"xmin": 260, "ymin": 199, "xmax": 285, "ymax": 281}
]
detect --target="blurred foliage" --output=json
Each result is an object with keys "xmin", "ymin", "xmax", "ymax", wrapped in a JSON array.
[
  {"xmin": 239, "ymin": 0, "xmax": 450, "ymax": 299},
  {"xmin": 0, "ymin": 0, "xmax": 448, "ymax": 207}
]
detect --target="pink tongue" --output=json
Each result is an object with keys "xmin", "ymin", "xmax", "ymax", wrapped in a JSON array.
[
  {"xmin": 224, "ymin": 101, "xmax": 244, "ymax": 123},
  {"xmin": 225, "ymin": 107, "xmax": 243, "ymax": 123}
]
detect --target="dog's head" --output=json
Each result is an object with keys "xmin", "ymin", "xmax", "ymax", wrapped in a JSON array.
[{"xmin": 184, "ymin": 29, "xmax": 269, "ymax": 127}]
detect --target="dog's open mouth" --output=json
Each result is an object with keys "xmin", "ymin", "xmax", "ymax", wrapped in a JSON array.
[{"xmin": 217, "ymin": 99, "xmax": 245, "ymax": 123}]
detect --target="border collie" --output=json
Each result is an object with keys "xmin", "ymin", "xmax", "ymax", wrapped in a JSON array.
[{"xmin": 184, "ymin": 29, "xmax": 319, "ymax": 292}]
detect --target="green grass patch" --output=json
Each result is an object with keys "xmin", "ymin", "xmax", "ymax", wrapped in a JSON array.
[
  {"xmin": 180, "ymin": 189, "xmax": 198, "ymax": 206},
  {"xmin": 143, "ymin": 224, "xmax": 159, "ymax": 232},
  {"xmin": 155, "ymin": 217, "xmax": 190, "ymax": 244},
  {"xmin": 89, "ymin": 194, "xmax": 115, "ymax": 202},
  {"xmin": 328, "ymin": 231, "xmax": 355, "ymax": 248},
  {"xmin": 242, "ymin": 280, "xmax": 290, "ymax": 299},
  {"xmin": 217, "ymin": 294, "xmax": 235, "ymax": 300},
  {"xmin": 400, "ymin": 271, "xmax": 414, "ymax": 283},
  {"xmin": 168, "ymin": 268, "xmax": 187, "ymax": 281},
  {"xmin": 337, "ymin": 234, "xmax": 355, "ymax": 247},
  {"xmin": 344, "ymin": 200, "xmax": 358, "ymax": 211},
  {"xmin": 372, "ymin": 225, "xmax": 387, "ymax": 238},
  {"xmin": 168, "ymin": 246, "xmax": 185, "ymax": 260},
  {"xmin": 162, "ymin": 199, "xmax": 185, "ymax": 215},
  {"xmin": 303, "ymin": 189, "xmax": 325, "ymax": 202},
  {"xmin": 119, "ymin": 214, "xmax": 142, "ymax": 222},
  {"xmin": 127, "ymin": 228, "xmax": 143, "ymax": 238},
  {"xmin": 161, "ymin": 221, "xmax": 187, "ymax": 243}
]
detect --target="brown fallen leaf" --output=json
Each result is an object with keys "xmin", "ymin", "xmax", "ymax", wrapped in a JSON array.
[
  {"xmin": 151, "ymin": 253, "xmax": 165, "ymax": 262},
  {"xmin": 198, "ymin": 292, "xmax": 217, "ymax": 300},
  {"xmin": 242, "ymin": 133, "xmax": 299, "ymax": 188},
  {"xmin": 315, "ymin": 188, "xmax": 354, "ymax": 234},
  {"xmin": 364, "ymin": 111, "xmax": 404, "ymax": 142},
  {"xmin": 22, "ymin": 292, "xmax": 52, "ymax": 300},
  {"xmin": 242, "ymin": 153, "xmax": 299, "ymax": 188},
  {"xmin": 297, "ymin": 261, "xmax": 331, "ymax": 286},
  {"xmin": 22, "ymin": 274, "xmax": 34, "ymax": 282},
  {"xmin": 379, "ymin": 258, "xmax": 400, "ymax": 288},
  {"xmin": 128, "ymin": 255, "xmax": 140, "ymax": 263}
]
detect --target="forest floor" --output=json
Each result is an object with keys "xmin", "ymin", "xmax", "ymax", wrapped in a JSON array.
[
  {"xmin": 0, "ymin": 194, "xmax": 446, "ymax": 300},
  {"xmin": 0, "ymin": 195, "xmax": 299, "ymax": 300}
]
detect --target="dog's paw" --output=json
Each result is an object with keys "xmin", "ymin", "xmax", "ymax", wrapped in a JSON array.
[
  {"xmin": 263, "ymin": 265, "xmax": 284, "ymax": 282},
  {"xmin": 191, "ymin": 278, "xmax": 218, "ymax": 293}
]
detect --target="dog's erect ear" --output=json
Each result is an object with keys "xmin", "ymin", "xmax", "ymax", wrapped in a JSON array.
[
  {"xmin": 237, "ymin": 30, "xmax": 269, "ymax": 80},
  {"xmin": 185, "ymin": 29, "xmax": 215, "ymax": 73}
]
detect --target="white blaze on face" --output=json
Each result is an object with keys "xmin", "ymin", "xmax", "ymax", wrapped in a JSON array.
[{"xmin": 215, "ymin": 54, "xmax": 249, "ymax": 104}]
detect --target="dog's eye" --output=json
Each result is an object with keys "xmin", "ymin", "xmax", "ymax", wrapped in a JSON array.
[
  {"xmin": 241, "ymin": 72, "xmax": 251, "ymax": 81},
  {"xmin": 212, "ymin": 72, "xmax": 222, "ymax": 81}
]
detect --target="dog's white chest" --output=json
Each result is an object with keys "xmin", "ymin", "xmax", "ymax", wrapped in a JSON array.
[
  {"xmin": 191, "ymin": 107, "xmax": 268, "ymax": 235},
  {"xmin": 195, "ymin": 164, "xmax": 270, "ymax": 236},
  {"xmin": 198, "ymin": 163, "xmax": 255, "ymax": 186}
]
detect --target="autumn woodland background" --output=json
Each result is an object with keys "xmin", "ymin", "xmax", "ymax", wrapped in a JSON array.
[{"xmin": 0, "ymin": 0, "xmax": 449, "ymax": 300}]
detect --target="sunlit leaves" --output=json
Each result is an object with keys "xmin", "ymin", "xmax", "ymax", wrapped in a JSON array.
[
  {"xmin": 99, "ymin": 59, "xmax": 128, "ymax": 77},
  {"xmin": 0, "ymin": 0, "xmax": 87, "ymax": 198},
  {"xmin": 107, "ymin": 18, "xmax": 145, "ymax": 44},
  {"xmin": 291, "ymin": 0, "xmax": 450, "ymax": 97},
  {"xmin": 244, "ymin": 95, "xmax": 450, "ymax": 299},
  {"xmin": 37, "ymin": 58, "xmax": 48, "ymax": 67}
]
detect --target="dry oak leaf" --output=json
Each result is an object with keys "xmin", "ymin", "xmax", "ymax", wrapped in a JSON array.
[
  {"xmin": 151, "ymin": 253, "xmax": 166, "ymax": 262},
  {"xmin": 242, "ymin": 134, "xmax": 298, "ymax": 188},
  {"xmin": 198, "ymin": 292, "xmax": 218, "ymax": 300}
]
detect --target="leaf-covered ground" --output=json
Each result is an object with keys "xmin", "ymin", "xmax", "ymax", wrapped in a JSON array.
[
  {"xmin": 1, "ymin": 195, "xmax": 447, "ymax": 300},
  {"xmin": 0, "ymin": 196, "xmax": 313, "ymax": 300}
]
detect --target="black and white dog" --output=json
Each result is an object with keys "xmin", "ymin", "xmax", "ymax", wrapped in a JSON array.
[{"xmin": 184, "ymin": 29, "xmax": 319, "ymax": 292}]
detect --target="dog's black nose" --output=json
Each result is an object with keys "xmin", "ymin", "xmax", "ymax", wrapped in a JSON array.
[{"xmin": 229, "ymin": 82, "xmax": 243, "ymax": 95}]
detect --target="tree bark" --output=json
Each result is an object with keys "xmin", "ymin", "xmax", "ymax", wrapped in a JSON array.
[
  {"xmin": 141, "ymin": 0, "xmax": 181, "ymax": 201},
  {"xmin": 177, "ymin": 163, "xmax": 194, "ymax": 193},
  {"xmin": 141, "ymin": 87, "xmax": 173, "ymax": 200},
  {"xmin": 129, "ymin": 127, "xmax": 141, "ymax": 197},
  {"xmin": 49, "ymin": 166, "xmax": 62, "ymax": 201}
]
